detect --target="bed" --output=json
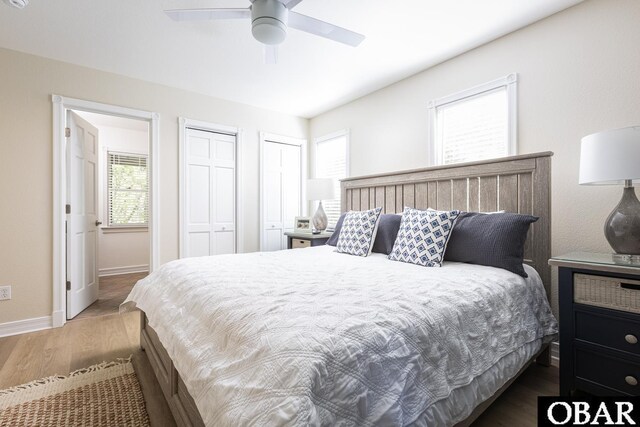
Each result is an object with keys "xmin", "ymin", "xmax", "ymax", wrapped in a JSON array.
[{"xmin": 122, "ymin": 152, "xmax": 557, "ymax": 427}]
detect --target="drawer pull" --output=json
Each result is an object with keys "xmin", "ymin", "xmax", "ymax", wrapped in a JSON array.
[
  {"xmin": 625, "ymin": 334, "xmax": 639, "ymax": 344},
  {"xmin": 626, "ymin": 375, "xmax": 638, "ymax": 386},
  {"xmin": 621, "ymin": 283, "xmax": 640, "ymax": 291}
]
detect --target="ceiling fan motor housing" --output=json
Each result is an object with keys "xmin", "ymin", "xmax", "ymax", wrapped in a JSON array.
[{"xmin": 251, "ymin": 0, "xmax": 288, "ymax": 45}]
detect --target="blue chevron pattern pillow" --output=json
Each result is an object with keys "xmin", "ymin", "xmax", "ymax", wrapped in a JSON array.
[
  {"xmin": 335, "ymin": 207, "xmax": 383, "ymax": 257},
  {"xmin": 388, "ymin": 207, "xmax": 461, "ymax": 267}
]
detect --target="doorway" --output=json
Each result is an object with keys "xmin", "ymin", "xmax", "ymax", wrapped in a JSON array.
[
  {"xmin": 68, "ymin": 111, "xmax": 151, "ymax": 320},
  {"xmin": 52, "ymin": 95, "xmax": 159, "ymax": 327}
]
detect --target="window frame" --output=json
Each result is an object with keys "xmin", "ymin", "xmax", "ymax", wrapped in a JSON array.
[
  {"xmin": 313, "ymin": 129, "xmax": 350, "ymax": 229},
  {"xmin": 427, "ymin": 73, "xmax": 518, "ymax": 166},
  {"xmin": 105, "ymin": 149, "xmax": 150, "ymax": 229}
]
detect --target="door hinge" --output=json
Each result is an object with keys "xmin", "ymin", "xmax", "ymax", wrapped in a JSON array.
[
  {"xmin": 66, "ymin": 204, "xmax": 71, "ymax": 214},
  {"xmin": 66, "ymin": 281, "xmax": 71, "ymax": 291},
  {"xmin": 65, "ymin": 127, "xmax": 71, "ymax": 138}
]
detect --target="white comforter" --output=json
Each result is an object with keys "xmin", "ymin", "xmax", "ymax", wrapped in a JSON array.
[{"xmin": 122, "ymin": 246, "xmax": 557, "ymax": 426}]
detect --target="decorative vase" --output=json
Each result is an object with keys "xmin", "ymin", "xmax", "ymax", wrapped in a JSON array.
[
  {"xmin": 605, "ymin": 185, "xmax": 640, "ymax": 255},
  {"xmin": 312, "ymin": 201, "xmax": 328, "ymax": 232}
]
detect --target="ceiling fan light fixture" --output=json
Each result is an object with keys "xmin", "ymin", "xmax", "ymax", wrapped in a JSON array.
[
  {"xmin": 252, "ymin": 18, "xmax": 287, "ymax": 45},
  {"xmin": 251, "ymin": 0, "xmax": 288, "ymax": 45},
  {"xmin": 3, "ymin": 0, "xmax": 28, "ymax": 8}
]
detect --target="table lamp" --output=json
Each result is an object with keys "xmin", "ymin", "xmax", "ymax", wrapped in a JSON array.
[
  {"xmin": 307, "ymin": 178, "xmax": 335, "ymax": 233},
  {"xmin": 579, "ymin": 126, "xmax": 640, "ymax": 260}
]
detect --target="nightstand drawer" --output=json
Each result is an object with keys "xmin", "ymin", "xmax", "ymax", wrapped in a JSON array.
[
  {"xmin": 576, "ymin": 310, "xmax": 640, "ymax": 356},
  {"xmin": 574, "ymin": 273, "xmax": 640, "ymax": 314},
  {"xmin": 292, "ymin": 239, "xmax": 311, "ymax": 248},
  {"xmin": 575, "ymin": 347, "xmax": 640, "ymax": 395}
]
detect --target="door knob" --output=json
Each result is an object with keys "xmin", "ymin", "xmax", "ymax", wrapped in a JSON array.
[{"xmin": 95, "ymin": 220, "xmax": 103, "ymax": 226}]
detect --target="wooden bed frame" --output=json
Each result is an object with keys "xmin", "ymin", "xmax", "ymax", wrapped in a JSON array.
[{"xmin": 140, "ymin": 151, "xmax": 554, "ymax": 427}]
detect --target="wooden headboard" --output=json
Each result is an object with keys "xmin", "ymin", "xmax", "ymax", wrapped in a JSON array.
[{"xmin": 340, "ymin": 152, "xmax": 553, "ymax": 296}]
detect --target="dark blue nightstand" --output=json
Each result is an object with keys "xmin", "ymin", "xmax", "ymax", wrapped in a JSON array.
[{"xmin": 550, "ymin": 252, "xmax": 640, "ymax": 396}]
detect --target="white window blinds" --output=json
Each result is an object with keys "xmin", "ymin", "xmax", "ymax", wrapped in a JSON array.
[
  {"xmin": 315, "ymin": 134, "xmax": 347, "ymax": 228},
  {"xmin": 429, "ymin": 74, "xmax": 517, "ymax": 166},
  {"xmin": 107, "ymin": 152, "xmax": 149, "ymax": 226}
]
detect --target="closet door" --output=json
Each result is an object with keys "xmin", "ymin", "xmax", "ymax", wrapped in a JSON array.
[
  {"xmin": 263, "ymin": 141, "xmax": 285, "ymax": 251},
  {"xmin": 261, "ymin": 140, "xmax": 302, "ymax": 251},
  {"xmin": 184, "ymin": 128, "xmax": 236, "ymax": 257},
  {"xmin": 281, "ymin": 143, "xmax": 301, "ymax": 245}
]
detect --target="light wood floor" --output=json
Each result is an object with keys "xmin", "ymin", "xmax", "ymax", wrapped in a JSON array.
[
  {"xmin": 0, "ymin": 311, "xmax": 558, "ymax": 426},
  {"xmin": 0, "ymin": 311, "xmax": 176, "ymax": 427},
  {"xmin": 473, "ymin": 361, "xmax": 557, "ymax": 426},
  {"xmin": 74, "ymin": 272, "xmax": 147, "ymax": 320}
]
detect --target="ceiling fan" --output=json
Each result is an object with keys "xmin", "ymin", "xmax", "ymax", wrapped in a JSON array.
[{"xmin": 164, "ymin": 0, "xmax": 365, "ymax": 64}]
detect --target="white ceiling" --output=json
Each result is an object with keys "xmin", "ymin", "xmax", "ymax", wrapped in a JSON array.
[
  {"xmin": 75, "ymin": 111, "xmax": 150, "ymax": 132},
  {"xmin": 0, "ymin": 0, "xmax": 582, "ymax": 118}
]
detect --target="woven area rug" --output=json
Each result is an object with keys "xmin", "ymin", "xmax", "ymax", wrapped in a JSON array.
[{"xmin": 0, "ymin": 357, "xmax": 150, "ymax": 427}]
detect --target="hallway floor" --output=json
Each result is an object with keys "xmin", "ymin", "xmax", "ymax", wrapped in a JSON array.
[{"xmin": 73, "ymin": 272, "xmax": 147, "ymax": 320}]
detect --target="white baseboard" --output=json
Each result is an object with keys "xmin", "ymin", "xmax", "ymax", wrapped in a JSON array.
[
  {"xmin": 99, "ymin": 264, "xmax": 149, "ymax": 277},
  {"xmin": 0, "ymin": 315, "xmax": 52, "ymax": 338}
]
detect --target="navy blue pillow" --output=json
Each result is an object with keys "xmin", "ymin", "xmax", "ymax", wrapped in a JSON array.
[
  {"xmin": 328, "ymin": 213, "xmax": 401, "ymax": 256},
  {"xmin": 444, "ymin": 212, "xmax": 538, "ymax": 277},
  {"xmin": 326, "ymin": 213, "xmax": 346, "ymax": 246},
  {"xmin": 372, "ymin": 214, "xmax": 402, "ymax": 255}
]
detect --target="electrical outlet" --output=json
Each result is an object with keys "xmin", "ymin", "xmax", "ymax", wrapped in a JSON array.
[{"xmin": 0, "ymin": 286, "xmax": 11, "ymax": 301}]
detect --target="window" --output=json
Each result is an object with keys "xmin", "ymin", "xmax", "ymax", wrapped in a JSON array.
[
  {"xmin": 428, "ymin": 73, "xmax": 517, "ymax": 165},
  {"xmin": 107, "ymin": 152, "xmax": 149, "ymax": 226},
  {"xmin": 314, "ymin": 131, "xmax": 349, "ymax": 228}
]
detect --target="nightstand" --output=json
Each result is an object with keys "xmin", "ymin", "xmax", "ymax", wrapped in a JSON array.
[
  {"xmin": 284, "ymin": 231, "xmax": 332, "ymax": 249},
  {"xmin": 550, "ymin": 252, "xmax": 640, "ymax": 396}
]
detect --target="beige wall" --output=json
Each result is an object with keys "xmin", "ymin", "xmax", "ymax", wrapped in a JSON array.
[
  {"xmin": 0, "ymin": 47, "xmax": 307, "ymax": 324},
  {"xmin": 310, "ymin": 0, "xmax": 640, "ymax": 314}
]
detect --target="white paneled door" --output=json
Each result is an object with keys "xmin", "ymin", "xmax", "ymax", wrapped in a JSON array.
[
  {"xmin": 184, "ymin": 128, "xmax": 237, "ymax": 257},
  {"xmin": 66, "ymin": 112, "xmax": 100, "ymax": 319},
  {"xmin": 262, "ymin": 140, "xmax": 302, "ymax": 251}
]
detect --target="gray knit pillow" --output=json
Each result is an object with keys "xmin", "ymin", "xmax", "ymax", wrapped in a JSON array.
[{"xmin": 443, "ymin": 212, "xmax": 538, "ymax": 277}]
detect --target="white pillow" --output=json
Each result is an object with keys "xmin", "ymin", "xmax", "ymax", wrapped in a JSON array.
[
  {"xmin": 388, "ymin": 207, "xmax": 460, "ymax": 267},
  {"xmin": 335, "ymin": 207, "xmax": 383, "ymax": 257}
]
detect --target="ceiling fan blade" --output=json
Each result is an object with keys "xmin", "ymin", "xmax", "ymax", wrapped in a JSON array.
[
  {"xmin": 288, "ymin": 12, "xmax": 365, "ymax": 47},
  {"xmin": 282, "ymin": 0, "xmax": 304, "ymax": 9},
  {"xmin": 264, "ymin": 45, "xmax": 278, "ymax": 65},
  {"xmin": 164, "ymin": 8, "xmax": 250, "ymax": 22}
]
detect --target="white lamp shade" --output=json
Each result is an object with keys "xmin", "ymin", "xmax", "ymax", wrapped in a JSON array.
[
  {"xmin": 579, "ymin": 126, "xmax": 640, "ymax": 185},
  {"xmin": 307, "ymin": 178, "xmax": 335, "ymax": 200}
]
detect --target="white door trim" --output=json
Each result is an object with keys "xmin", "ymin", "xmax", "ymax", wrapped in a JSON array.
[
  {"xmin": 178, "ymin": 117, "xmax": 244, "ymax": 257},
  {"xmin": 52, "ymin": 94, "xmax": 160, "ymax": 328},
  {"xmin": 259, "ymin": 132, "xmax": 307, "ymax": 251}
]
